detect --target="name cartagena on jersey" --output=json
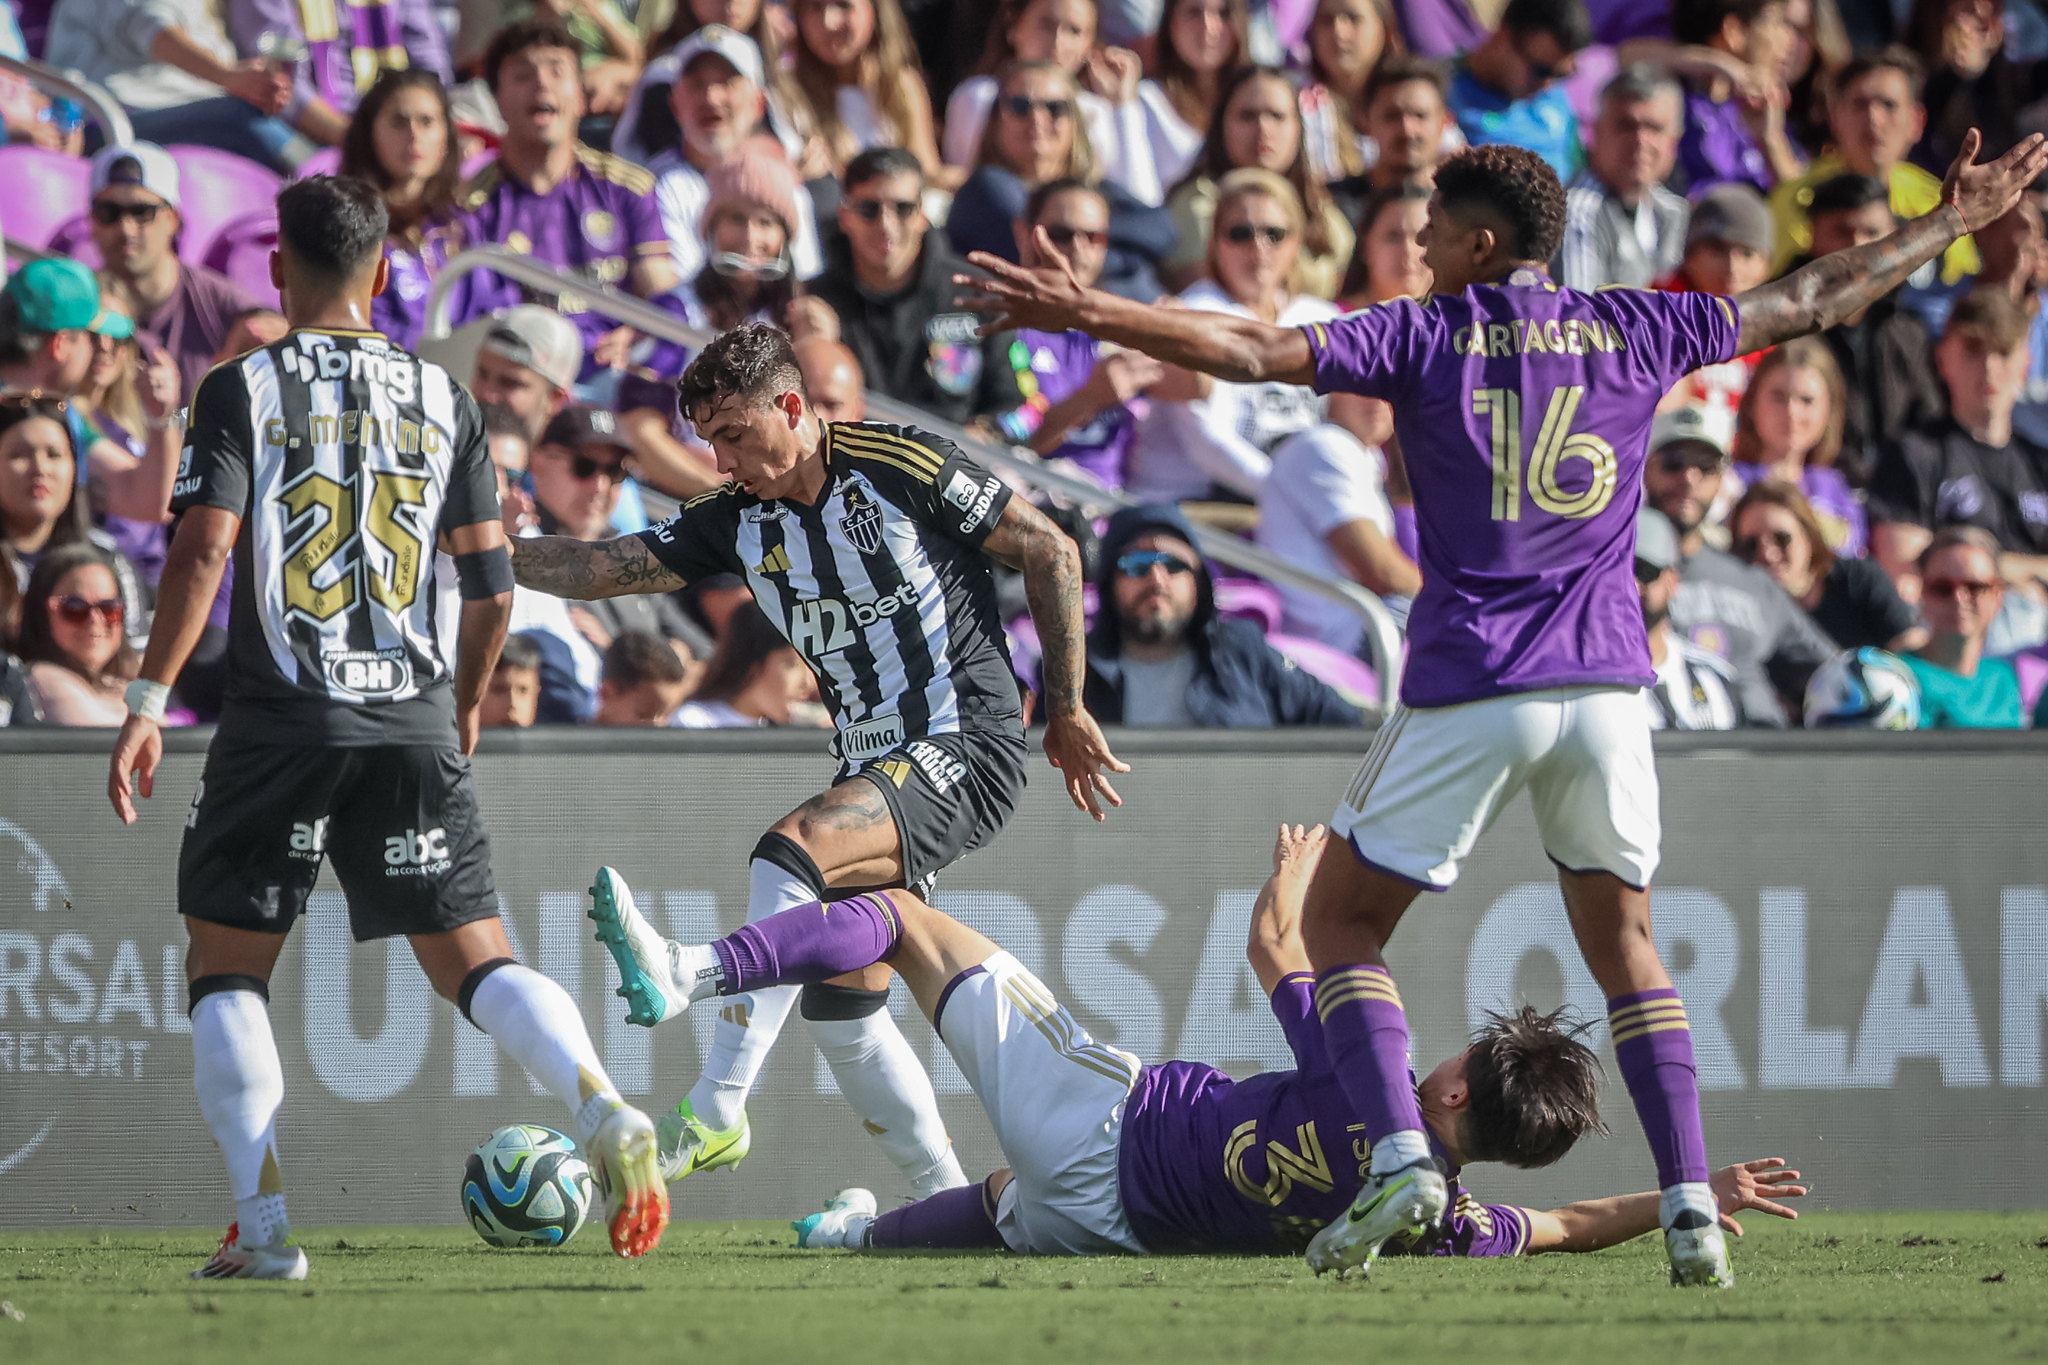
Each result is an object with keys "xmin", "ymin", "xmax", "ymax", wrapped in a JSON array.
[
  {"xmin": 169, "ymin": 328, "xmax": 498, "ymax": 745},
  {"xmin": 634, "ymin": 421, "xmax": 1023, "ymax": 761}
]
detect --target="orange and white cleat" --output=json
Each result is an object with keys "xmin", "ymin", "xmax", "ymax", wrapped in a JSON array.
[
  {"xmin": 585, "ymin": 1104, "xmax": 670, "ymax": 1258},
  {"xmin": 191, "ymin": 1221, "xmax": 309, "ymax": 1280}
]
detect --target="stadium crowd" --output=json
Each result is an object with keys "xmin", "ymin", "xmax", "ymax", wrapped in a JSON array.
[{"xmin": 5, "ymin": 0, "xmax": 2048, "ymax": 729}]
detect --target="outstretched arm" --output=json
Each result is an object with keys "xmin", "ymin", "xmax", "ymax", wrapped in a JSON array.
[
  {"xmin": 1247, "ymin": 823, "xmax": 1325, "ymax": 993},
  {"xmin": 955, "ymin": 228, "xmax": 1316, "ymax": 385},
  {"xmin": 508, "ymin": 534, "xmax": 690, "ymax": 600},
  {"xmin": 1521, "ymin": 1159, "xmax": 1808, "ymax": 1254},
  {"xmin": 1734, "ymin": 129, "xmax": 2048, "ymax": 355}
]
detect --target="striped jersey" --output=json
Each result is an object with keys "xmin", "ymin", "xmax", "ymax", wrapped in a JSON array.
[
  {"xmin": 170, "ymin": 328, "xmax": 498, "ymax": 745},
  {"xmin": 634, "ymin": 421, "xmax": 1022, "ymax": 762}
]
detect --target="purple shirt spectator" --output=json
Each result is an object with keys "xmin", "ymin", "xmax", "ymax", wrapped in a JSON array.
[
  {"xmin": 1391, "ymin": 0, "xmax": 1488, "ymax": 58},
  {"xmin": 225, "ymin": 0, "xmax": 451, "ymax": 117},
  {"xmin": 139, "ymin": 264, "xmax": 263, "ymax": 401},
  {"xmin": 1679, "ymin": 90, "xmax": 1771, "ymax": 194},
  {"xmin": 1304, "ymin": 269, "xmax": 1741, "ymax": 707},
  {"xmin": 1728, "ymin": 461, "xmax": 1869, "ymax": 557},
  {"xmin": 376, "ymin": 219, "xmax": 469, "ymax": 352},
  {"xmin": 1006, "ymin": 330, "xmax": 1138, "ymax": 489}
]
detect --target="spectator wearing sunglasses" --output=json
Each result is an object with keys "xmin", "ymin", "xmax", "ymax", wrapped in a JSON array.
[
  {"xmin": 1635, "ymin": 508, "xmax": 1744, "ymax": 731},
  {"xmin": 1445, "ymin": 0, "xmax": 1592, "ymax": 182},
  {"xmin": 87, "ymin": 144, "xmax": 262, "ymax": 403},
  {"xmin": 1730, "ymin": 478, "xmax": 1924, "ymax": 654},
  {"xmin": 1079, "ymin": 503, "xmax": 1363, "ymax": 728},
  {"xmin": 945, "ymin": 61, "xmax": 1176, "ymax": 302},
  {"xmin": 16, "ymin": 541, "xmax": 140, "ymax": 726},
  {"xmin": 810, "ymin": 147, "xmax": 1028, "ymax": 430},
  {"xmin": 1902, "ymin": 526, "xmax": 2027, "ymax": 727},
  {"xmin": 1641, "ymin": 404, "xmax": 1836, "ymax": 725}
]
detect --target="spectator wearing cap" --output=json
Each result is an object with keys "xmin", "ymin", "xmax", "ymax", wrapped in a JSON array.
[
  {"xmin": 1641, "ymin": 404, "xmax": 1836, "ymax": 725},
  {"xmin": 87, "ymin": 143, "xmax": 262, "ymax": 403},
  {"xmin": 1445, "ymin": 0, "xmax": 1592, "ymax": 182},
  {"xmin": 795, "ymin": 336, "xmax": 865, "ymax": 423},
  {"xmin": 458, "ymin": 22, "xmax": 681, "ymax": 381},
  {"xmin": 1670, "ymin": 0, "xmax": 1805, "ymax": 195},
  {"xmin": 1729, "ymin": 477, "xmax": 1924, "ymax": 653},
  {"xmin": 1657, "ymin": 183, "xmax": 1774, "ymax": 425},
  {"xmin": 1078, "ymin": 504, "xmax": 1364, "ymax": 728},
  {"xmin": 1554, "ymin": 66, "xmax": 1688, "ymax": 292},
  {"xmin": 1636, "ymin": 506, "xmax": 1744, "ymax": 730},
  {"xmin": 43, "ymin": 0, "xmax": 311, "ymax": 172},
  {"xmin": 1792, "ymin": 172, "xmax": 1945, "ymax": 489},
  {"xmin": 1901, "ymin": 526, "xmax": 2027, "ymax": 728},
  {"xmin": 647, "ymin": 25, "xmax": 824, "ymax": 285},
  {"xmin": 1767, "ymin": 48, "xmax": 1978, "ymax": 284},
  {"xmin": 470, "ymin": 304, "xmax": 583, "ymax": 448},
  {"xmin": 220, "ymin": 0, "xmax": 451, "ymax": 146},
  {"xmin": 594, "ymin": 630, "xmax": 692, "ymax": 725}
]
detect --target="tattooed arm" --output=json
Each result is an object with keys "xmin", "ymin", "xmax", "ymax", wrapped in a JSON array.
[
  {"xmin": 980, "ymin": 496, "xmax": 1131, "ymax": 820},
  {"xmin": 507, "ymin": 534, "xmax": 690, "ymax": 599},
  {"xmin": 1735, "ymin": 129, "xmax": 2048, "ymax": 356}
]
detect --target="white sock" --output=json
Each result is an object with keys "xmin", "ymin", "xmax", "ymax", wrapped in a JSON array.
[
  {"xmin": 685, "ymin": 855, "xmax": 817, "ymax": 1131},
  {"xmin": 808, "ymin": 1010, "xmax": 968, "ymax": 1197},
  {"xmin": 1368, "ymin": 1130, "xmax": 1433, "ymax": 1177},
  {"xmin": 468, "ymin": 963, "xmax": 623, "ymax": 1145},
  {"xmin": 191, "ymin": 990, "xmax": 289, "ymax": 1246},
  {"xmin": 1660, "ymin": 1182, "xmax": 1718, "ymax": 1231},
  {"xmin": 672, "ymin": 941, "xmax": 724, "ymax": 1003}
]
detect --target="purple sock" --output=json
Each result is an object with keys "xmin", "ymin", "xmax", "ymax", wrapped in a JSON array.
[
  {"xmin": 1609, "ymin": 989, "xmax": 1710, "ymax": 1188},
  {"xmin": 1314, "ymin": 965, "xmax": 1426, "ymax": 1148},
  {"xmin": 868, "ymin": 1180, "xmax": 1006, "ymax": 1250},
  {"xmin": 712, "ymin": 893, "xmax": 903, "ymax": 995}
]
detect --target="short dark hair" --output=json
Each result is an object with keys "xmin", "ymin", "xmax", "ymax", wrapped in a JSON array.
[
  {"xmin": 843, "ymin": 145, "xmax": 924, "ymax": 195},
  {"xmin": 1363, "ymin": 53, "xmax": 1448, "ymax": 111},
  {"xmin": 497, "ymin": 633, "xmax": 543, "ymax": 674},
  {"xmin": 1943, "ymin": 285, "xmax": 2031, "ymax": 350},
  {"xmin": 1601, "ymin": 63, "xmax": 1682, "ymax": 110},
  {"xmin": 1500, "ymin": 0, "xmax": 1593, "ymax": 51},
  {"xmin": 1807, "ymin": 171, "xmax": 1890, "ymax": 217},
  {"xmin": 1673, "ymin": 0, "xmax": 1785, "ymax": 47},
  {"xmin": 1460, "ymin": 1006, "xmax": 1606, "ymax": 1168},
  {"xmin": 1830, "ymin": 45, "xmax": 1925, "ymax": 105},
  {"xmin": 1024, "ymin": 176, "xmax": 1104, "ymax": 225},
  {"xmin": 603, "ymin": 631, "xmax": 686, "ymax": 689},
  {"xmin": 485, "ymin": 20, "xmax": 580, "ymax": 93},
  {"xmin": 276, "ymin": 175, "xmax": 389, "ymax": 281},
  {"xmin": 675, "ymin": 322, "xmax": 806, "ymax": 424},
  {"xmin": 1434, "ymin": 144, "xmax": 1568, "ymax": 263}
]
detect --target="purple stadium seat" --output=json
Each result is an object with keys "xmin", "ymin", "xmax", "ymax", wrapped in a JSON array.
[
  {"xmin": 292, "ymin": 147, "xmax": 343, "ymax": 180},
  {"xmin": 164, "ymin": 145, "xmax": 283, "ymax": 266},
  {"xmin": 47, "ymin": 219, "xmax": 102, "ymax": 269},
  {"xmin": 0, "ymin": 145, "xmax": 92, "ymax": 250},
  {"xmin": 204, "ymin": 214, "xmax": 282, "ymax": 307},
  {"xmin": 1005, "ymin": 614, "xmax": 1042, "ymax": 688},
  {"xmin": 1267, "ymin": 632, "xmax": 1381, "ymax": 709},
  {"xmin": 1212, "ymin": 578, "xmax": 1284, "ymax": 634}
]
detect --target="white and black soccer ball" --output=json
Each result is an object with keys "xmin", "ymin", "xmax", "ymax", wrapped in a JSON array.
[
  {"xmin": 1803, "ymin": 647, "xmax": 1921, "ymax": 730},
  {"xmin": 462, "ymin": 1125, "xmax": 593, "ymax": 1248}
]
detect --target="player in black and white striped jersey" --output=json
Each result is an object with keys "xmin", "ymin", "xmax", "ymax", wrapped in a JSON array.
[{"xmin": 511, "ymin": 322, "xmax": 1121, "ymax": 1202}]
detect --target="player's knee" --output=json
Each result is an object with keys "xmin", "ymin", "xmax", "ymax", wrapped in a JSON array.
[{"xmin": 800, "ymin": 979, "xmax": 891, "ymax": 1019}]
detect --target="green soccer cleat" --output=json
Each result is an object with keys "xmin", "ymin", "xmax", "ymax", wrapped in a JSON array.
[
  {"xmin": 588, "ymin": 866, "xmax": 692, "ymax": 1027},
  {"xmin": 1666, "ymin": 1213, "xmax": 1735, "ymax": 1288},
  {"xmin": 793, "ymin": 1188, "xmax": 879, "ymax": 1249},
  {"xmin": 1304, "ymin": 1157, "xmax": 1449, "ymax": 1279},
  {"xmin": 654, "ymin": 1098, "xmax": 752, "ymax": 1185}
]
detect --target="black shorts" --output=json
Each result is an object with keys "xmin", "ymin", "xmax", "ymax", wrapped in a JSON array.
[
  {"xmin": 849, "ymin": 728, "xmax": 1028, "ymax": 885},
  {"xmin": 178, "ymin": 737, "xmax": 498, "ymax": 942}
]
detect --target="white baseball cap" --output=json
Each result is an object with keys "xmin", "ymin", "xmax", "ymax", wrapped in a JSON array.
[
  {"xmin": 479, "ymin": 304, "xmax": 584, "ymax": 392},
  {"xmin": 89, "ymin": 141, "xmax": 181, "ymax": 209},
  {"xmin": 1649, "ymin": 404, "xmax": 1733, "ymax": 464},
  {"xmin": 672, "ymin": 24, "xmax": 765, "ymax": 88}
]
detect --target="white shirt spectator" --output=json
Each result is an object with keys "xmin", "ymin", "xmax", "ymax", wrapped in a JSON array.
[
  {"xmin": 943, "ymin": 76, "xmax": 1163, "ymax": 205},
  {"xmin": 1136, "ymin": 80, "xmax": 1205, "ymax": 191},
  {"xmin": 1555, "ymin": 169, "xmax": 1689, "ymax": 292},
  {"xmin": 671, "ymin": 698, "xmax": 764, "ymax": 727},
  {"xmin": 46, "ymin": 0, "xmax": 236, "ymax": 110},
  {"xmin": 612, "ymin": 50, "xmax": 811, "ymax": 168},
  {"xmin": 1255, "ymin": 427, "xmax": 1397, "ymax": 656},
  {"xmin": 650, "ymin": 149, "xmax": 824, "ymax": 284}
]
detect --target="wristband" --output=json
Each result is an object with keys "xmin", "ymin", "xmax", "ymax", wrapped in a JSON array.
[
  {"xmin": 125, "ymin": 679, "xmax": 171, "ymax": 723},
  {"xmin": 454, "ymin": 545, "xmax": 516, "ymax": 600}
]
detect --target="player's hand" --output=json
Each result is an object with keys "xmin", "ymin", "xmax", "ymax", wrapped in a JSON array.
[
  {"xmin": 108, "ymin": 715, "xmax": 163, "ymax": 825},
  {"xmin": 1250, "ymin": 823, "xmax": 1323, "ymax": 960},
  {"xmin": 954, "ymin": 229, "xmax": 1092, "ymax": 337},
  {"xmin": 1710, "ymin": 1158, "xmax": 1807, "ymax": 1235},
  {"xmin": 1942, "ymin": 128, "xmax": 2048, "ymax": 236},
  {"xmin": 1041, "ymin": 707, "xmax": 1129, "ymax": 821},
  {"xmin": 458, "ymin": 704, "xmax": 482, "ymax": 757}
]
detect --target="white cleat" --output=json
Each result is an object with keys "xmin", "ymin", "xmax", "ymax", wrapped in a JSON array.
[
  {"xmin": 793, "ymin": 1188, "xmax": 879, "ymax": 1249},
  {"xmin": 1305, "ymin": 1158, "xmax": 1449, "ymax": 1279},
  {"xmin": 191, "ymin": 1223, "xmax": 308, "ymax": 1280},
  {"xmin": 1666, "ymin": 1215, "xmax": 1735, "ymax": 1288},
  {"xmin": 588, "ymin": 866, "xmax": 694, "ymax": 1027}
]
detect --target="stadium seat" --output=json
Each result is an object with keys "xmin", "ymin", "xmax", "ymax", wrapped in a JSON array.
[
  {"xmin": 1212, "ymin": 578, "xmax": 1284, "ymax": 634},
  {"xmin": 1267, "ymin": 632, "xmax": 1380, "ymax": 709},
  {"xmin": 163, "ymin": 145, "xmax": 283, "ymax": 266},
  {"xmin": 204, "ymin": 213, "xmax": 282, "ymax": 306},
  {"xmin": 0, "ymin": 144, "xmax": 91, "ymax": 251},
  {"xmin": 292, "ymin": 147, "xmax": 343, "ymax": 180}
]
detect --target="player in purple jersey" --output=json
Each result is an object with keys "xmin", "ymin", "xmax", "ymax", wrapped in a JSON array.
[
  {"xmin": 584, "ymin": 824, "xmax": 1805, "ymax": 1260},
  {"xmin": 955, "ymin": 128, "xmax": 2048, "ymax": 1286}
]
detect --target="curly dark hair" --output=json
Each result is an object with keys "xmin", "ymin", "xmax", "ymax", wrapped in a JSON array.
[
  {"xmin": 675, "ymin": 322, "xmax": 807, "ymax": 424},
  {"xmin": 1459, "ymin": 1005, "xmax": 1606, "ymax": 1169},
  {"xmin": 484, "ymin": 20, "xmax": 580, "ymax": 94},
  {"xmin": 1433, "ymin": 144, "xmax": 1567, "ymax": 265}
]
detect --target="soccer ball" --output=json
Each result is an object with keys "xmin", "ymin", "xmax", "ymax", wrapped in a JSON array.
[
  {"xmin": 462, "ymin": 1125, "xmax": 593, "ymax": 1248},
  {"xmin": 1803, "ymin": 647, "xmax": 1921, "ymax": 730}
]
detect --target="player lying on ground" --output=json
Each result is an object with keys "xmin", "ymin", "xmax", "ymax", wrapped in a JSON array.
[
  {"xmin": 509, "ymin": 323, "xmax": 1123, "ymax": 1201},
  {"xmin": 105, "ymin": 174, "xmax": 667, "ymax": 1275},
  {"xmin": 588, "ymin": 825, "xmax": 1804, "ymax": 1263},
  {"xmin": 951, "ymin": 127, "xmax": 2046, "ymax": 1287}
]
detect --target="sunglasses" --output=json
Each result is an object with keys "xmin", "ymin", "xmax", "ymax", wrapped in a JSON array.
[
  {"xmin": 570, "ymin": 453, "xmax": 626, "ymax": 482},
  {"xmin": 846, "ymin": 197, "xmax": 920, "ymax": 223},
  {"xmin": 1042, "ymin": 224, "xmax": 1109, "ymax": 251},
  {"xmin": 50, "ymin": 594, "xmax": 124, "ymax": 625},
  {"xmin": 1222, "ymin": 223, "xmax": 1291, "ymax": 247},
  {"xmin": 1924, "ymin": 578, "xmax": 1999, "ymax": 599},
  {"xmin": 1001, "ymin": 94, "xmax": 1073, "ymax": 120},
  {"xmin": 1733, "ymin": 528, "xmax": 1795, "ymax": 560},
  {"xmin": 1633, "ymin": 559, "xmax": 1666, "ymax": 585},
  {"xmin": 1116, "ymin": 550, "xmax": 1197, "ymax": 578},
  {"xmin": 91, "ymin": 201, "xmax": 163, "ymax": 227},
  {"xmin": 1656, "ymin": 450, "xmax": 1723, "ymax": 473}
]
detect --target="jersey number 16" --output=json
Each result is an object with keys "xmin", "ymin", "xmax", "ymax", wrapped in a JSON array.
[{"xmin": 1472, "ymin": 385, "xmax": 1618, "ymax": 522}]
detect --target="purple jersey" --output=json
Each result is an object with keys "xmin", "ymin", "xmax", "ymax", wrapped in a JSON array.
[
  {"xmin": 1305, "ymin": 270, "xmax": 1740, "ymax": 707},
  {"xmin": 375, "ymin": 218, "xmax": 469, "ymax": 352},
  {"xmin": 1117, "ymin": 975, "xmax": 1534, "ymax": 1258},
  {"xmin": 456, "ymin": 147, "xmax": 671, "ymax": 377},
  {"xmin": 1005, "ymin": 329, "xmax": 1137, "ymax": 489}
]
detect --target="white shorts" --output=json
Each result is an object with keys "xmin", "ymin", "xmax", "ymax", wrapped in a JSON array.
[
  {"xmin": 935, "ymin": 951, "xmax": 1147, "ymax": 1256},
  {"xmin": 1331, "ymin": 685, "xmax": 1661, "ymax": 890}
]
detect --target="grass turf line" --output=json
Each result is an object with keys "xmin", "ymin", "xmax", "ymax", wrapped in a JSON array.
[{"xmin": 1, "ymin": 1212, "xmax": 2045, "ymax": 1364}]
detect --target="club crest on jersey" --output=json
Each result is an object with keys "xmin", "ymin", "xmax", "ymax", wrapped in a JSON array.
[{"xmin": 838, "ymin": 478, "xmax": 885, "ymax": 555}]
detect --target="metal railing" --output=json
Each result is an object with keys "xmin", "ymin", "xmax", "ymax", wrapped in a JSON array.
[
  {"xmin": 424, "ymin": 246, "xmax": 1407, "ymax": 705},
  {"xmin": 0, "ymin": 55, "xmax": 132, "ymax": 148}
]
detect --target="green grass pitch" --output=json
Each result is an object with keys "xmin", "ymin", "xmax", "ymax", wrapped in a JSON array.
[{"xmin": 3, "ymin": 1214, "xmax": 2046, "ymax": 1363}]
